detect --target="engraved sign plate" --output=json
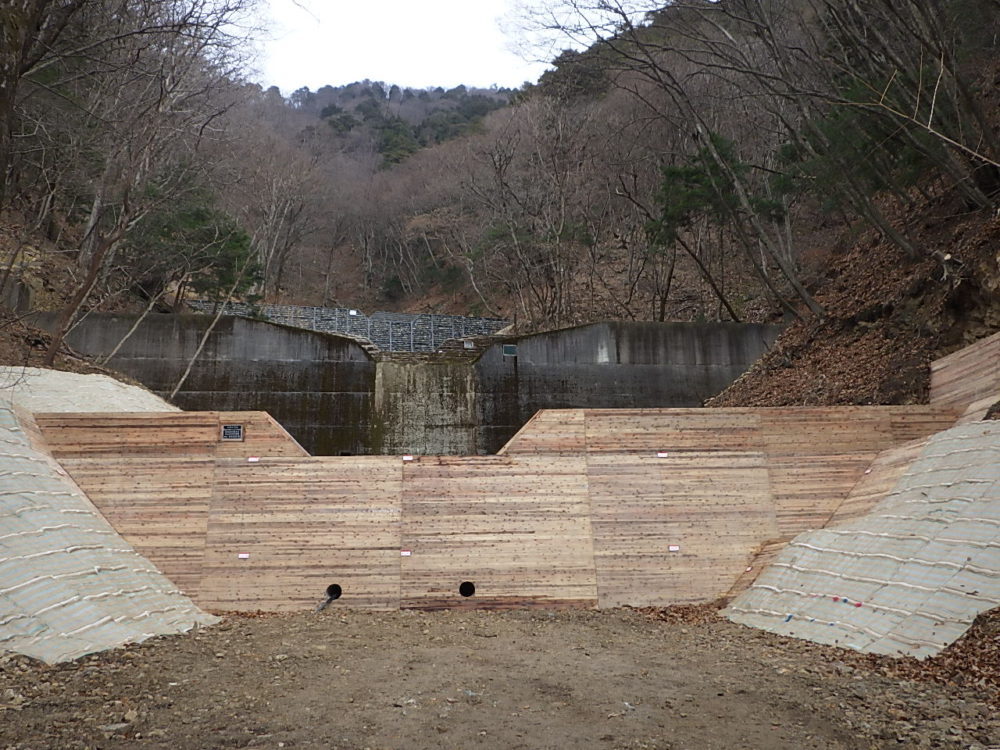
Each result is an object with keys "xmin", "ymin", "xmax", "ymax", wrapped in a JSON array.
[{"xmin": 221, "ymin": 424, "xmax": 245, "ymax": 442}]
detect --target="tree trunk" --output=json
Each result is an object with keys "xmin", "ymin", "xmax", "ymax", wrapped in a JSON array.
[
  {"xmin": 169, "ymin": 263, "xmax": 251, "ymax": 400},
  {"xmin": 43, "ymin": 228, "xmax": 122, "ymax": 365},
  {"xmin": 98, "ymin": 288, "xmax": 166, "ymax": 365}
]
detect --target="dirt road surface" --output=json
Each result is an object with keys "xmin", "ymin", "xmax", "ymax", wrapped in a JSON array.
[{"xmin": 2, "ymin": 609, "xmax": 997, "ymax": 749}]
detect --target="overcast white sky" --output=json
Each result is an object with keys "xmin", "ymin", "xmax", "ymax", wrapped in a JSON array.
[{"xmin": 256, "ymin": 0, "xmax": 554, "ymax": 94}]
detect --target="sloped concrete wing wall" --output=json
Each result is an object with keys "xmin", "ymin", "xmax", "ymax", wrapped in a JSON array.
[
  {"xmin": 475, "ymin": 321, "xmax": 784, "ymax": 452},
  {"xmin": 727, "ymin": 421, "xmax": 1000, "ymax": 659},
  {"xmin": 0, "ymin": 408, "xmax": 216, "ymax": 664}
]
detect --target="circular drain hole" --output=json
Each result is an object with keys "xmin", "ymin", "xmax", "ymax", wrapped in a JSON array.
[
  {"xmin": 459, "ymin": 581, "xmax": 476, "ymax": 598},
  {"xmin": 326, "ymin": 584, "xmax": 343, "ymax": 600}
]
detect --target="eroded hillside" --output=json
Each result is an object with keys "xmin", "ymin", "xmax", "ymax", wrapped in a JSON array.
[{"xmin": 713, "ymin": 194, "xmax": 1000, "ymax": 407}]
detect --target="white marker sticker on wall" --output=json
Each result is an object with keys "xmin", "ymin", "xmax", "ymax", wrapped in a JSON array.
[
  {"xmin": 248, "ymin": 457, "xmax": 260, "ymax": 463},
  {"xmin": 657, "ymin": 452, "xmax": 670, "ymax": 458},
  {"xmin": 668, "ymin": 545, "xmax": 681, "ymax": 552},
  {"xmin": 237, "ymin": 553, "xmax": 250, "ymax": 559},
  {"xmin": 402, "ymin": 455, "xmax": 415, "ymax": 462},
  {"xmin": 400, "ymin": 550, "xmax": 412, "ymax": 557}
]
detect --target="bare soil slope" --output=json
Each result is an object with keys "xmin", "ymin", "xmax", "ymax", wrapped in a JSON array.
[{"xmin": 711, "ymin": 201, "xmax": 1000, "ymax": 408}]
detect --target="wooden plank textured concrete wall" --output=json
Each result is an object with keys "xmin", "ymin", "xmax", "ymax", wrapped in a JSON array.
[
  {"xmin": 580, "ymin": 410, "xmax": 770, "ymax": 606},
  {"xmin": 60, "ymin": 454, "xmax": 401, "ymax": 610},
  {"xmin": 38, "ymin": 413, "xmax": 218, "ymax": 457},
  {"xmin": 760, "ymin": 409, "xmax": 900, "ymax": 536},
  {"xmin": 766, "ymin": 408, "xmax": 960, "ymax": 534},
  {"xmin": 48, "ymin": 404, "xmax": 962, "ymax": 612},
  {"xmin": 498, "ymin": 409, "xmax": 587, "ymax": 455},
  {"xmin": 587, "ymin": 451, "xmax": 775, "ymax": 607},
  {"xmin": 930, "ymin": 330, "xmax": 1000, "ymax": 411},
  {"xmin": 399, "ymin": 455, "xmax": 596, "ymax": 609},
  {"xmin": 580, "ymin": 407, "xmax": 957, "ymax": 537},
  {"xmin": 201, "ymin": 458, "xmax": 401, "ymax": 611},
  {"xmin": 214, "ymin": 412, "xmax": 308, "ymax": 457},
  {"xmin": 582, "ymin": 408, "xmax": 763, "ymax": 453},
  {"xmin": 15, "ymin": 406, "xmax": 58, "ymax": 455},
  {"xmin": 37, "ymin": 412, "xmax": 307, "ymax": 459},
  {"xmin": 43, "ymin": 411, "xmax": 306, "ymax": 606},
  {"xmin": 58, "ymin": 456, "xmax": 214, "ymax": 596},
  {"xmin": 727, "ymin": 434, "xmax": 934, "ymax": 600},
  {"xmin": 825, "ymin": 439, "xmax": 929, "ymax": 527},
  {"xmin": 569, "ymin": 406, "xmax": 956, "ymax": 605}
]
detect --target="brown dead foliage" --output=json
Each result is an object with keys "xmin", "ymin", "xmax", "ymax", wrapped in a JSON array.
[
  {"xmin": 861, "ymin": 608, "xmax": 1000, "ymax": 706},
  {"xmin": 634, "ymin": 600, "xmax": 728, "ymax": 625},
  {"xmin": 711, "ymin": 197, "xmax": 1000, "ymax": 408}
]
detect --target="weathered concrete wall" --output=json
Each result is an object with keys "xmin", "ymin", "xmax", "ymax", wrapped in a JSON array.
[
  {"xmin": 36, "ymin": 314, "xmax": 780, "ymax": 455},
  {"xmin": 32, "ymin": 313, "xmax": 376, "ymax": 456},
  {"xmin": 372, "ymin": 357, "xmax": 477, "ymax": 455},
  {"xmin": 474, "ymin": 322, "xmax": 783, "ymax": 452},
  {"xmin": 370, "ymin": 321, "xmax": 782, "ymax": 453}
]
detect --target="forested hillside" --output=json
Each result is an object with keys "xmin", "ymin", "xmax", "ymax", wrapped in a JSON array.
[
  {"xmin": 286, "ymin": 81, "xmax": 512, "ymax": 165},
  {"xmin": 263, "ymin": 0, "xmax": 1000, "ymax": 337},
  {"xmin": 1, "ymin": 0, "xmax": 998, "ymax": 401}
]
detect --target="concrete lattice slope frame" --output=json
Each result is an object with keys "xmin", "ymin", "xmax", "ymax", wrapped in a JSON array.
[
  {"xmin": 0, "ymin": 408, "xmax": 217, "ymax": 664},
  {"xmin": 727, "ymin": 421, "xmax": 1000, "ymax": 658}
]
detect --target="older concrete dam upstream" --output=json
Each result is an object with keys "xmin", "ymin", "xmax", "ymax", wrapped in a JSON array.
[{"xmin": 36, "ymin": 312, "xmax": 782, "ymax": 455}]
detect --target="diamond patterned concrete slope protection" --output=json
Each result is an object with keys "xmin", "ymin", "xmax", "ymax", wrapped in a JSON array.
[
  {"xmin": 0, "ymin": 366, "xmax": 179, "ymax": 413},
  {"xmin": 0, "ymin": 408, "xmax": 216, "ymax": 664},
  {"xmin": 727, "ymin": 421, "xmax": 1000, "ymax": 658}
]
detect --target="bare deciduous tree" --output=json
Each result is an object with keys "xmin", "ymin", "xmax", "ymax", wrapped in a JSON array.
[{"xmin": 30, "ymin": 0, "xmax": 257, "ymax": 364}]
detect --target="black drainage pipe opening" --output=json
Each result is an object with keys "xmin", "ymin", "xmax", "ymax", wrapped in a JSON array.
[
  {"xmin": 459, "ymin": 581, "xmax": 476, "ymax": 598},
  {"xmin": 326, "ymin": 584, "xmax": 343, "ymax": 601}
]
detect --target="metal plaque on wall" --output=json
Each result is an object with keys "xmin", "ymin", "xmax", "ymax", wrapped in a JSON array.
[{"xmin": 220, "ymin": 424, "xmax": 245, "ymax": 442}]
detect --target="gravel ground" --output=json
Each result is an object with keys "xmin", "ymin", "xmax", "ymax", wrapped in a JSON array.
[{"xmin": 1, "ymin": 608, "xmax": 997, "ymax": 750}]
